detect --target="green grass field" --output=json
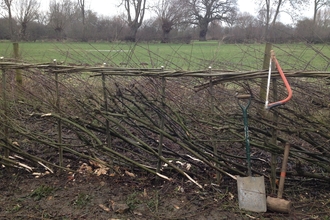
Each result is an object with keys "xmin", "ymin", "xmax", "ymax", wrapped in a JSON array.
[{"xmin": 1, "ymin": 41, "xmax": 330, "ymax": 71}]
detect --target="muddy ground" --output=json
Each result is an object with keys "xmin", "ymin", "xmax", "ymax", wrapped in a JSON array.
[{"xmin": 0, "ymin": 165, "xmax": 329, "ymax": 220}]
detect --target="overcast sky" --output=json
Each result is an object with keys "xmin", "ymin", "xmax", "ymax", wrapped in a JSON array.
[{"xmin": 40, "ymin": 0, "xmax": 314, "ymax": 24}]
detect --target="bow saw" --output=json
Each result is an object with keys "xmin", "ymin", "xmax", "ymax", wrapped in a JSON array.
[{"xmin": 265, "ymin": 50, "xmax": 292, "ymax": 109}]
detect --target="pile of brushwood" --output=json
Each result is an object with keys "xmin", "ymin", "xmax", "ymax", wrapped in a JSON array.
[{"xmin": 0, "ymin": 64, "xmax": 329, "ymax": 189}]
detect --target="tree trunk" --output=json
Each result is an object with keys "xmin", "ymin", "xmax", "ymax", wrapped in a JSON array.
[
  {"xmin": 55, "ymin": 27, "xmax": 63, "ymax": 41},
  {"xmin": 161, "ymin": 30, "xmax": 171, "ymax": 43},
  {"xmin": 271, "ymin": 0, "xmax": 282, "ymax": 27},
  {"xmin": 8, "ymin": 7, "xmax": 14, "ymax": 40},
  {"xmin": 21, "ymin": 22, "xmax": 27, "ymax": 41},
  {"xmin": 199, "ymin": 20, "xmax": 208, "ymax": 41},
  {"xmin": 126, "ymin": 25, "xmax": 138, "ymax": 42},
  {"xmin": 81, "ymin": 6, "xmax": 87, "ymax": 41},
  {"xmin": 199, "ymin": 29, "xmax": 207, "ymax": 41},
  {"xmin": 161, "ymin": 19, "xmax": 173, "ymax": 43}
]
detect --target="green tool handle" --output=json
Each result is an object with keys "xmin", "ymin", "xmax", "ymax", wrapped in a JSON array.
[
  {"xmin": 237, "ymin": 95, "xmax": 252, "ymax": 176},
  {"xmin": 242, "ymin": 108, "xmax": 252, "ymax": 176}
]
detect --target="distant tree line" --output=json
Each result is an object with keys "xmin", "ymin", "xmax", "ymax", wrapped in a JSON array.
[{"xmin": 0, "ymin": 0, "xmax": 329, "ymax": 43}]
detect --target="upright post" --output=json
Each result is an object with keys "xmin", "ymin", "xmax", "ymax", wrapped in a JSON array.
[
  {"xmin": 270, "ymin": 61, "xmax": 279, "ymax": 194},
  {"xmin": 157, "ymin": 66, "xmax": 166, "ymax": 178},
  {"xmin": 1, "ymin": 57, "xmax": 9, "ymax": 158},
  {"xmin": 102, "ymin": 70, "xmax": 111, "ymax": 149},
  {"xmin": 13, "ymin": 42, "xmax": 22, "ymax": 85},
  {"xmin": 209, "ymin": 66, "xmax": 221, "ymax": 183},
  {"xmin": 259, "ymin": 43, "xmax": 272, "ymax": 117},
  {"xmin": 54, "ymin": 59, "xmax": 63, "ymax": 167}
]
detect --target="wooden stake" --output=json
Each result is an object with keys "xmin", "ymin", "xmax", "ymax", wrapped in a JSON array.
[
  {"xmin": 54, "ymin": 59, "xmax": 63, "ymax": 167},
  {"xmin": 209, "ymin": 67, "xmax": 221, "ymax": 183},
  {"xmin": 1, "ymin": 57, "xmax": 9, "ymax": 158},
  {"xmin": 258, "ymin": 43, "xmax": 272, "ymax": 117},
  {"xmin": 13, "ymin": 42, "xmax": 22, "ymax": 85},
  {"xmin": 157, "ymin": 67, "xmax": 166, "ymax": 179},
  {"xmin": 270, "ymin": 59, "xmax": 278, "ymax": 194}
]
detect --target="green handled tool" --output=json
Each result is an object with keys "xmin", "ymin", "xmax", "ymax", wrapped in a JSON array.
[
  {"xmin": 236, "ymin": 94, "xmax": 267, "ymax": 213},
  {"xmin": 237, "ymin": 94, "xmax": 252, "ymax": 176}
]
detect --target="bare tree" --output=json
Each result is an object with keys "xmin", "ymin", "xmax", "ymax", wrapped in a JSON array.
[
  {"xmin": 35, "ymin": 10, "xmax": 48, "ymax": 25},
  {"xmin": 256, "ymin": 0, "xmax": 309, "ymax": 40},
  {"xmin": 49, "ymin": 0, "xmax": 74, "ymax": 40},
  {"xmin": 153, "ymin": 0, "xmax": 188, "ymax": 43},
  {"xmin": 232, "ymin": 12, "xmax": 261, "ymax": 43},
  {"xmin": 313, "ymin": 0, "xmax": 330, "ymax": 23},
  {"xmin": 308, "ymin": 0, "xmax": 329, "ymax": 42},
  {"xmin": 313, "ymin": 7, "xmax": 330, "ymax": 42},
  {"xmin": 108, "ymin": 14, "xmax": 127, "ymax": 41},
  {"xmin": 185, "ymin": 0, "xmax": 238, "ymax": 41},
  {"xmin": 77, "ymin": 0, "xmax": 86, "ymax": 41},
  {"xmin": 77, "ymin": 0, "xmax": 85, "ymax": 24},
  {"xmin": 295, "ymin": 18, "xmax": 314, "ymax": 41},
  {"xmin": 121, "ymin": 0, "xmax": 147, "ymax": 42},
  {"xmin": 14, "ymin": 0, "xmax": 40, "ymax": 41},
  {"xmin": 1, "ymin": 0, "xmax": 14, "ymax": 40}
]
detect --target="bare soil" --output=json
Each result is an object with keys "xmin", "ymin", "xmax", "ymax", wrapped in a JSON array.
[{"xmin": 0, "ymin": 166, "xmax": 329, "ymax": 220}]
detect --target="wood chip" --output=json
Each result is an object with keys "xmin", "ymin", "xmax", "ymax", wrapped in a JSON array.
[{"xmin": 99, "ymin": 204, "xmax": 110, "ymax": 212}]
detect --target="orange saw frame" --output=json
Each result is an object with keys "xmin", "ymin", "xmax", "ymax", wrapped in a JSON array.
[{"xmin": 265, "ymin": 50, "xmax": 292, "ymax": 109}]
